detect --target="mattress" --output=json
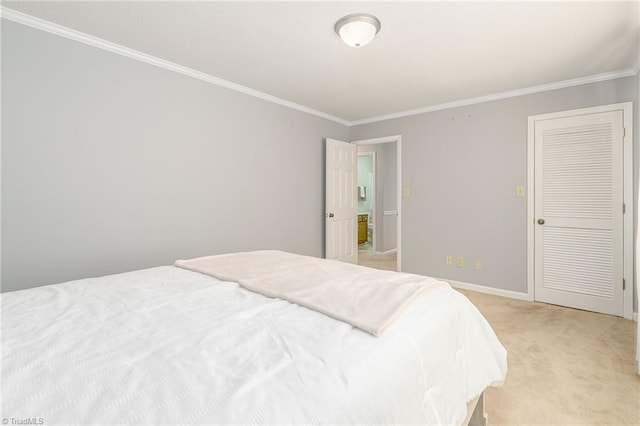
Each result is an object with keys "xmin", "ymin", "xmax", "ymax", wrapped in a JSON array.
[{"xmin": 1, "ymin": 266, "xmax": 507, "ymax": 425}]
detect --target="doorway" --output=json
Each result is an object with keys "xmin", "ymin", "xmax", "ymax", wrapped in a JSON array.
[
  {"xmin": 353, "ymin": 135, "xmax": 401, "ymax": 272},
  {"xmin": 357, "ymin": 152, "xmax": 375, "ymax": 253},
  {"xmin": 527, "ymin": 103, "xmax": 633, "ymax": 319}
]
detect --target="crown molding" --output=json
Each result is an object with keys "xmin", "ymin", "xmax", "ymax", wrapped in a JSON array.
[
  {"xmin": 1, "ymin": 6, "xmax": 637, "ymax": 128},
  {"xmin": 350, "ymin": 68, "xmax": 639, "ymax": 126},
  {"xmin": 0, "ymin": 7, "xmax": 350, "ymax": 126}
]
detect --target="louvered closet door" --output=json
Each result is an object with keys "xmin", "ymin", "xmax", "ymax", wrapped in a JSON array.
[{"xmin": 534, "ymin": 111, "xmax": 624, "ymax": 316}]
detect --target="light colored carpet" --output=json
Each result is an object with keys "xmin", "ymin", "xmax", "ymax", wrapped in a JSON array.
[
  {"xmin": 357, "ymin": 251, "xmax": 397, "ymax": 271},
  {"xmin": 458, "ymin": 289, "xmax": 640, "ymax": 425}
]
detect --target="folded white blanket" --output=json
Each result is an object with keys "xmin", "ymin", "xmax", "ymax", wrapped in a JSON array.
[{"xmin": 175, "ymin": 250, "xmax": 448, "ymax": 336}]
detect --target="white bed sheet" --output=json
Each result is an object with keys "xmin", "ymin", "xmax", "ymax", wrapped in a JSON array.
[{"xmin": 1, "ymin": 266, "xmax": 506, "ymax": 425}]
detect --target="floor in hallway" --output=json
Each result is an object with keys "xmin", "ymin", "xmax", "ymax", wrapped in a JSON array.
[{"xmin": 357, "ymin": 249, "xmax": 397, "ymax": 271}]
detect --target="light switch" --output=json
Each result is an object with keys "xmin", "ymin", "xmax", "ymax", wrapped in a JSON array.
[
  {"xmin": 475, "ymin": 260, "xmax": 482, "ymax": 270},
  {"xmin": 403, "ymin": 186, "xmax": 411, "ymax": 197},
  {"xmin": 456, "ymin": 257, "xmax": 464, "ymax": 267},
  {"xmin": 516, "ymin": 185, "xmax": 525, "ymax": 197}
]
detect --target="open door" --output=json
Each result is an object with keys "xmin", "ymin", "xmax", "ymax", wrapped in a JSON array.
[{"xmin": 325, "ymin": 138, "xmax": 357, "ymax": 263}]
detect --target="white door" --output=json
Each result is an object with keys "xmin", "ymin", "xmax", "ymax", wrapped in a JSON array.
[
  {"xmin": 534, "ymin": 111, "xmax": 624, "ymax": 316},
  {"xmin": 325, "ymin": 138, "xmax": 357, "ymax": 263}
]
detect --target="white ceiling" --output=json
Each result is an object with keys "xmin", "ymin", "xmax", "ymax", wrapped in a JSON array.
[{"xmin": 3, "ymin": 1, "xmax": 640, "ymax": 123}]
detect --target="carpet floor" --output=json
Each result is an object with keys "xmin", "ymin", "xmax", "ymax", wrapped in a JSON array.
[
  {"xmin": 357, "ymin": 251, "xmax": 397, "ymax": 271},
  {"xmin": 458, "ymin": 289, "xmax": 639, "ymax": 425}
]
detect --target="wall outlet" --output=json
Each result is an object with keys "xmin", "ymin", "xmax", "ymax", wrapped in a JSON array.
[
  {"xmin": 446, "ymin": 255, "xmax": 453, "ymax": 265},
  {"xmin": 456, "ymin": 257, "xmax": 464, "ymax": 267},
  {"xmin": 516, "ymin": 185, "xmax": 525, "ymax": 197},
  {"xmin": 475, "ymin": 260, "xmax": 482, "ymax": 270}
]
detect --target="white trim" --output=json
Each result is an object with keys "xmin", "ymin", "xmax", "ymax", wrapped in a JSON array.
[
  {"xmin": 0, "ymin": 14, "xmax": 3, "ymax": 293},
  {"xmin": 383, "ymin": 210, "xmax": 398, "ymax": 216},
  {"xmin": 526, "ymin": 114, "xmax": 536, "ymax": 303},
  {"xmin": 636, "ymin": 48, "xmax": 640, "ymax": 374},
  {"xmin": 0, "ymin": 7, "xmax": 349, "ymax": 126},
  {"xmin": 352, "ymin": 135, "xmax": 402, "ymax": 272},
  {"xmin": 350, "ymin": 69, "xmax": 638, "ymax": 126},
  {"xmin": 353, "ymin": 135, "xmax": 401, "ymax": 146},
  {"xmin": 445, "ymin": 279, "xmax": 532, "ymax": 302},
  {"xmin": 526, "ymin": 102, "xmax": 634, "ymax": 320},
  {"xmin": 375, "ymin": 248, "xmax": 397, "ymax": 255}
]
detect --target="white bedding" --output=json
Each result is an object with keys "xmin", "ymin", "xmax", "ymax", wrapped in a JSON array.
[
  {"xmin": 175, "ymin": 250, "xmax": 448, "ymax": 336},
  {"xmin": 1, "ymin": 266, "xmax": 507, "ymax": 425}
]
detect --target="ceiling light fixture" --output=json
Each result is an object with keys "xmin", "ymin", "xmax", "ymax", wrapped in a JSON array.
[{"xmin": 334, "ymin": 13, "xmax": 381, "ymax": 48}]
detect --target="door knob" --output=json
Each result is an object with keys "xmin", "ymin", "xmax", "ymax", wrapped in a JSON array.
[
  {"xmin": 328, "ymin": 213, "xmax": 335, "ymax": 218},
  {"xmin": 537, "ymin": 218, "xmax": 545, "ymax": 225}
]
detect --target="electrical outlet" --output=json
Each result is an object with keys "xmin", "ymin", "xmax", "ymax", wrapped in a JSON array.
[
  {"xmin": 475, "ymin": 260, "xmax": 482, "ymax": 270},
  {"xmin": 446, "ymin": 256, "xmax": 453, "ymax": 265},
  {"xmin": 456, "ymin": 257, "xmax": 464, "ymax": 267}
]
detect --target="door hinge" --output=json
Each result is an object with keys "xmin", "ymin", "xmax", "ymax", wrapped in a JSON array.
[
  {"xmin": 622, "ymin": 279, "xmax": 626, "ymax": 290},
  {"xmin": 623, "ymin": 127, "xmax": 626, "ymax": 138},
  {"xmin": 623, "ymin": 203, "xmax": 626, "ymax": 214}
]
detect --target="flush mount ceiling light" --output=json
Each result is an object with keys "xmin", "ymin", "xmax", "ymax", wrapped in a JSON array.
[{"xmin": 334, "ymin": 13, "xmax": 381, "ymax": 48}]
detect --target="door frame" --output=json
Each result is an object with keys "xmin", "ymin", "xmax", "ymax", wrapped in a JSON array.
[
  {"xmin": 357, "ymin": 151, "xmax": 377, "ymax": 252},
  {"xmin": 352, "ymin": 135, "xmax": 402, "ymax": 272},
  {"xmin": 526, "ymin": 102, "xmax": 633, "ymax": 320}
]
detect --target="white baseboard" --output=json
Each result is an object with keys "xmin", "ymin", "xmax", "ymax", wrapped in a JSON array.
[
  {"xmin": 374, "ymin": 248, "xmax": 397, "ymax": 255},
  {"xmin": 448, "ymin": 280, "xmax": 639, "ymax": 320},
  {"xmin": 443, "ymin": 278, "xmax": 532, "ymax": 301}
]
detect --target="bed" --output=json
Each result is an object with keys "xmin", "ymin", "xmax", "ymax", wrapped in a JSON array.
[{"xmin": 1, "ymin": 251, "xmax": 507, "ymax": 425}]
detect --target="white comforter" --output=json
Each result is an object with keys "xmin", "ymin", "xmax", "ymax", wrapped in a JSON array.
[{"xmin": 1, "ymin": 266, "xmax": 507, "ymax": 425}]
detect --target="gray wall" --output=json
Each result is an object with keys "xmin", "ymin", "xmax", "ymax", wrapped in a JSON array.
[
  {"xmin": 350, "ymin": 76, "xmax": 638, "ymax": 295},
  {"xmin": 2, "ymin": 19, "xmax": 637, "ymax": 301},
  {"xmin": 1, "ymin": 20, "xmax": 349, "ymax": 292}
]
